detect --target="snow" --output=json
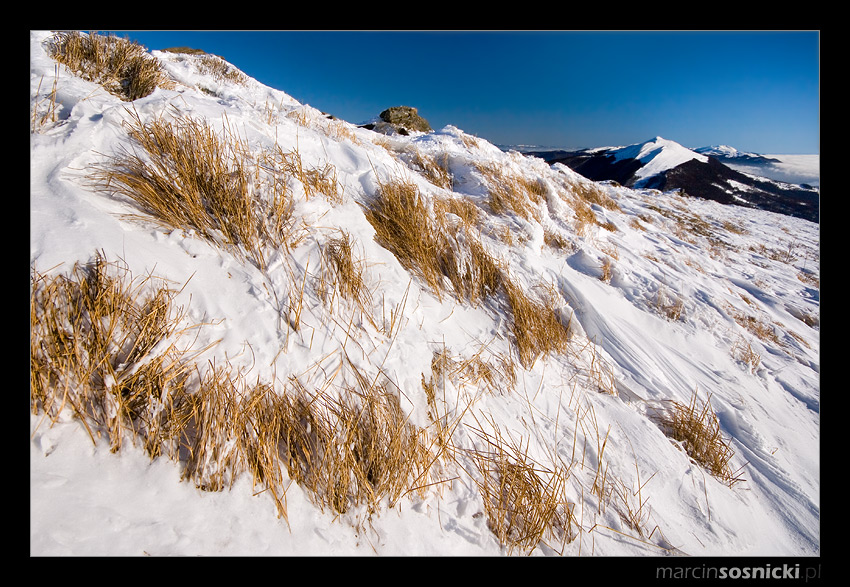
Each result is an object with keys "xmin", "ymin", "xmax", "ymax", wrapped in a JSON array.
[
  {"xmin": 30, "ymin": 31, "xmax": 820, "ymax": 557},
  {"xmin": 612, "ymin": 136, "xmax": 709, "ymax": 186}
]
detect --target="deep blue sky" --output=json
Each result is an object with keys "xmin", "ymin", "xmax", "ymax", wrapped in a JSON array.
[{"xmin": 109, "ymin": 30, "xmax": 820, "ymax": 154}]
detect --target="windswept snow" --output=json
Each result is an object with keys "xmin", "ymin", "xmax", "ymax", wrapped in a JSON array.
[{"xmin": 30, "ymin": 31, "xmax": 819, "ymax": 557}]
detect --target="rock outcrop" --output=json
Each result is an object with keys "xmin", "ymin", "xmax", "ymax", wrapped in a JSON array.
[{"xmin": 361, "ymin": 106, "xmax": 432, "ymax": 136}]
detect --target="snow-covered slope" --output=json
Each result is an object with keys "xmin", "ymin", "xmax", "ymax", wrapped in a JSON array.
[{"xmin": 30, "ymin": 31, "xmax": 820, "ymax": 557}]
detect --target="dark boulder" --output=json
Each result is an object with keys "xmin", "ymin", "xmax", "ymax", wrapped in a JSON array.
[{"xmin": 360, "ymin": 106, "xmax": 432, "ymax": 136}]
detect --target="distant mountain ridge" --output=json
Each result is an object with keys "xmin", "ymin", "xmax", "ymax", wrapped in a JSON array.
[{"xmin": 519, "ymin": 137, "xmax": 819, "ymax": 223}]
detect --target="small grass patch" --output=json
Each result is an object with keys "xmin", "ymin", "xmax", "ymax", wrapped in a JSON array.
[
  {"xmin": 504, "ymin": 279, "xmax": 572, "ymax": 369},
  {"xmin": 405, "ymin": 148, "xmax": 453, "ymax": 190},
  {"xmin": 464, "ymin": 420, "xmax": 575, "ymax": 554},
  {"xmin": 88, "ymin": 108, "xmax": 298, "ymax": 270},
  {"xmin": 30, "ymin": 253, "xmax": 199, "ymax": 456},
  {"xmin": 476, "ymin": 163, "xmax": 546, "ymax": 221},
  {"xmin": 651, "ymin": 286, "xmax": 685, "ymax": 321},
  {"xmin": 318, "ymin": 229, "xmax": 372, "ymax": 314},
  {"xmin": 48, "ymin": 31, "xmax": 173, "ymax": 101},
  {"xmin": 282, "ymin": 374, "xmax": 438, "ymax": 515},
  {"xmin": 653, "ymin": 388, "xmax": 745, "ymax": 488},
  {"xmin": 31, "ymin": 64, "xmax": 59, "ymax": 133}
]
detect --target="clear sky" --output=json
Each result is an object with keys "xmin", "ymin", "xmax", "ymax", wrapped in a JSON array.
[{"xmin": 108, "ymin": 30, "xmax": 820, "ymax": 155}]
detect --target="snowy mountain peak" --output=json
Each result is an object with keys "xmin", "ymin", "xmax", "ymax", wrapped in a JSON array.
[{"xmin": 612, "ymin": 136, "xmax": 708, "ymax": 181}]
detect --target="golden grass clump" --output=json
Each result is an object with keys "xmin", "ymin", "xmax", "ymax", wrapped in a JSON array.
[
  {"xmin": 365, "ymin": 176, "xmax": 447, "ymax": 297},
  {"xmin": 571, "ymin": 196, "xmax": 598, "ymax": 236},
  {"xmin": 31, "ymin": 254, "xmax": 442, "ymax": 523},
  {"xmin": 731, "ymin": 336, "xmax": 762, "ymax": 373},
  {"xmin": 318, "ymin": 229, "xmax": 372, "ymax": 313},
  {"xmin": 653, "ymin": 389, "xmax": 745, "ymax": 488},
  {"xmin": 504, "ymin": 280, "xmax": 572, "ymax": 369},
  {"xmin": 366, "ymin": 176, "xmax": 571, "ymax": 368},
  {"xmin": 464, "ymin": 422, "xmax": 574, "ymax": 554},
  {"xmin": 365, "ymin": 176, "xmax": 502, "ymax": 306},
  {"xmin": 652, "ymin": 286, "xmax": 685, "ymax": 321},
  {"xmin": 573, "ymin": 181, "xmax": 620, "ymax": 212},
  {"xmin": 476, "ymin": 163, "xmax": 546, "ymax": 221},
  {"xmin": 725, "ymin": 304, "xmax": 781, "ymax": 344},
  {"xmin": 30, "ymin": 253, "xmax": 197, "ymax": 457},
  {"xmin": 405, "ymin": 148, "xmax": 453, "ymax": 190},
  {"xmin": 600, "ymin": 256, "xmax": 614, "ymax": 283},
  {"xmin": 196, "ymin": 54, "xmax": 248, "ymax": 85},
  {"xmin": 265, "ymin": 145, "xmax": 344, "ymax": 204},
  {"xmin": 88, "ymin": 108, "xmax": 297, "ymax": 270},
  {"xmin": 48, "ymin": 31, "xmax": 173, "ymax": 101},
  {"xmin": 31, "ymin": 65, "xmax": 59, "ymax": 133},
  {"xmin": 281, "ymin": 376, "xmax": 438, "ymax": 514}
]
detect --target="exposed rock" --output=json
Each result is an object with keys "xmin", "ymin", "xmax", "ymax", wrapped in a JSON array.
[{"xmin": 360, "ymin": 106, "xmax": 432, "ymax": 136}]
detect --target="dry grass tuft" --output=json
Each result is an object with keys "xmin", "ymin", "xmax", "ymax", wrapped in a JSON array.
[
  {"xmin": 88, "ymin": 108, "xmax": 298, "ymax": 270},
  {"xmin": 434, "ymin": 195, "xmax": 480, "ymax": 228},
  {"xmin": 281, "ymin": 375, "xmax": 438, "ymax": 514},
  {"xmin": 464, "ymin": 421, "xmax": 575, "ymax": 554},
  {"xmin": 318, "ymin": 229, "xmax": 372, "ymax": 313},
  {"xmin": 48, "ymin": 31, "xmax": 173, "ymax": 101},
  {"xmin": 427, "ymin": 346, "xmax": 517, "ymax": 399},
  {"xmin": 366, "ymin": 175, "xmax": 571, "ymax": 368},
  {"xmin": 731, "ymin": 336, "xmax": 762, "ymax": 373},
  {"xmin": 504, "ymin": 280, "xmax": 572, "ymax": 369},
  {"xmin": 364, "ymin": 175, "xmax": 502, "ymax": 306},
  {"xmin": 196, "ymin": 54, "xmax": 248, "ymax": 85},
  {"xmin": 652, "ymin": 286, "xmax": 685, "ymax": 321},
  {"xmin": 653, "ymin": 388, "xmax": 745, "ymax": 488},
  {"xmin": 31, "ymin": 255, "xmax": 442, "ymax": 523},
  {"xmin": 404, "ymin": 148, "xmax": 454, "ymax": 190},
  {"xmin": 476, "ymin": 163, "xmax": 547, "ymax": 221},
  {"xmin": 364, "ymin": 175, "xmax": 447, "ymax": 297},
  {"xmin": 30, "ymin": 253, "xmax": 199, "ymax": 456},
  {"xmin": 600, "ymin": 256, "xmax": 614, "ymax": 283},
  {"xmin": 31, "ymin": 64, "xmax": 60, "ymax": 133},
  {"xmin": 725, "ymin": 303, "xmax": 781, "ymax": 345},
  {"xmin": 573, "ymin": 181, "xmax": 620, "ymax": 212},
  {"xmin": 265, "ymin": 145, "xmax": 344, "ymax": 204}
]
